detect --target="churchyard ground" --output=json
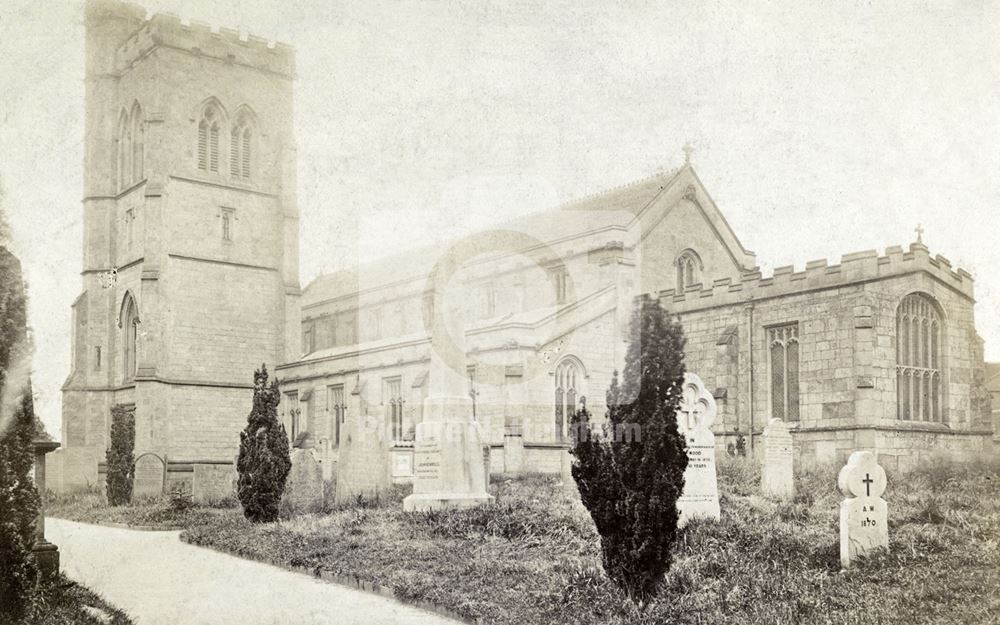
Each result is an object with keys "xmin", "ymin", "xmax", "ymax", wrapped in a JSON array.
[
  {"xmin": 48, "ymin": 455, "xmax": 1000, "ymax": 625},
  {"xmin": 20, "ymin": 575, "xmax": 134, "ymax": 625}
]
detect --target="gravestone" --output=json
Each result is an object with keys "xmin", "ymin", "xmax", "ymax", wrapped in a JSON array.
[
  {"xmin": 761, "ymin": 418, "xmax": 794, "ymax": 499},
  {"xmin": 402, "ymin": 255, "xmax": 493, "ymax": 512},
  {"xmin": 192, "ymin": 464, "xmax": 235, "ymax": 504},
  {"xmin": 838, "ymin": 451, "xmax": 888, "ymax": 568},
  {"xmin": 677, "ymin": 372, "xmax": 720, "ymax": 526},
  {"xmin": 284, "ymin": 448, "xmax": 325, "ymax": 513},
  {"xmin": 335, "ymin": 413, "xmax": 391, "ymax": 502},
  {"xmin": 132, "ymin": 453, "xmax": 165, "ymax": 498}
]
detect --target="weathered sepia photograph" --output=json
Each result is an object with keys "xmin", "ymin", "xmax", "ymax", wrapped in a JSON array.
[{"xmin": 1, "ymin": 1, "xmax": 998, "ymax": 623}]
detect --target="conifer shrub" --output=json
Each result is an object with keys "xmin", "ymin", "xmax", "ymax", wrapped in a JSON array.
[
  {"xmin": 569, "ymin": 295, "xmax": 688, "ymax": 604},
  {"xmin": 0, "ymin": 246, "xmax": 40, "ymax": 622},
  {"xmin": 105, "ymin": 405, "xmax": 135, "ymax": 506},
  {"xmin": 236, "ymin": 364, "xmax": 291, "ymax": 523}
]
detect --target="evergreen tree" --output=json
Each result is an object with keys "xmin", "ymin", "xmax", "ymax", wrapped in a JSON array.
[
  {"xmin": 105, "ymin": 405, "xmax": 135, "ymax": 506},
  {"xmin": 570, "ymin": 295, "xmax": 688, "ymax": 604},
  {"xmin": 236, "ymin": 364, "xmax": 291, "ymax": 522},
  {"xmin": 0, "ymin": 245, "xmax": 40, "ymax": 621}
]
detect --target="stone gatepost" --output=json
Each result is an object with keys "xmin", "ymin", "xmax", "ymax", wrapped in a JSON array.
[{"xmin": 32, "ymin": 438, "xmax": 61, "ymax": 579}]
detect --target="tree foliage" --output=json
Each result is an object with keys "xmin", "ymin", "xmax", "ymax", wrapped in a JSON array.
[
  {"xmin": 570, "ymin": 295, "xmax": 688, "ymax": 603},
  {"xmin": 105, "ymin": 405, "xmax": 135, "ymax": 506},
  {"xmin": 0, "ymin": 246, "xmax": 40, "ymax": 621},
  {"xmin": 236, "ymin": 364, "xmax": 291, "ymax": 523}
]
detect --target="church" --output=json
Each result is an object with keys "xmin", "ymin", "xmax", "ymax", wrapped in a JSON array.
[{"xmin": 52, "ymin": 1, "xmax": 995, "ymax": 492}]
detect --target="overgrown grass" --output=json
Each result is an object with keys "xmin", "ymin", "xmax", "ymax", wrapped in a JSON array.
[
  {"xmin": 52, "ymin": 457, "xmax": 1000, "ymax": 624},
  {"xmin": 180, "ymin": 455, "xmax": 1000, "ymax": 624},
  {"xmin": 25, "ymin": 575, "xmax": 133, "ymax": 625},
  {"xmin": 45, "ymin": 487, "xmax": 234, "ymax": 529}
]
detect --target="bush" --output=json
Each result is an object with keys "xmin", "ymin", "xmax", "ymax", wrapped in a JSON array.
[
  {"xmin": 0, "ymin": 387, "xmax": 41, "ymax": 622},
  {"xmin": 168, "ymin": 482, "xmax": 194, "ymax": 513},
  {"xmin": 236, "ymin": 364, "xmax": 291, "ymax": 523},
  {"xmin": 570, "ymin": 295, "xmax": 688, "ymax": 604},
  {"xmin": 105, "ymin": 405, "xmax": 135, "ymax": 506},
  {"xmin": 0, "ymin": 246, "xmax": 40, "ymax": 622}
]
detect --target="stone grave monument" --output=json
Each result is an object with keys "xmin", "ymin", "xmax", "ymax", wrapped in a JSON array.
[
  {"xmin": 838, "ymin": 450, "xmax": 888, "ymax": 568},
  {"xmin": 283, "ymin": 448, "xmax": 325, "ymax": 513},
  {"xmin": 761, "ymin": 418, "xmax": 794, "ymax": 499},
  {"xmin": 132, "ymin": 453, "xmax": 166, "ymax": 498},
  {"xmin": 677, "ymin": 372, "xmax": 720, "ymax": 526},
  {"xmin": 403, "ymin": 255, "xmax": 493, "ymax": 512}
]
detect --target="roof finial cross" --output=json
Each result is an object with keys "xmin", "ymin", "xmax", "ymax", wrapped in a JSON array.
[
  {"xmin": 915, "ymin": 223, "xmax": 924, "ymax": 244},
  {"xmin": 683, "ymin": 143, "xmax": 694, "ymax": 165}
]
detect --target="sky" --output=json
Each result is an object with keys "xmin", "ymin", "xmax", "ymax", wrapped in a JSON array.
[{"xmin": 1, "ymin": 0, "xmax": 998, "ymax": 439}]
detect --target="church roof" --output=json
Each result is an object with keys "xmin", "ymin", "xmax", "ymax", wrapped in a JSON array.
[{"xmin": 303, "ymin": 164, "xmax": 748, "ymax": 306}]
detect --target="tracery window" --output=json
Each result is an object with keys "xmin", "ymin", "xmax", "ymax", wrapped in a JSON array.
[
  {"xmin": 328, "ymin": 385, "xmax": 346, "ymax": 447},
  {"xmin": 897, "ymin": 293, "xmax": 943, "ymax": 422},
  {"xmin": 769, "ymin": 323, "xmax": 800, "ymax": 421},
  {"xmin": 384, "ymin": 377, "xmax": 404, "ymax": 441},
  {"xmin": 198, "ymin": 104, "xmax": 221, "ymax": 172},
  {"xmin": 120, "ymin": 293, "xmax": 139, "ymax": 383},
  {"xmin": 676, "ymin": 249, "xmax": 702, "ymax": 290},
  {"xmin": 230, "ymin": 112, "xmax": 253, "ymax": 179},
  {"xmin": 131, "ymin": 102, "xmax": 144, "ymax": 182},
  {"xmin": 554, "ymin": 358, "xmax": 583, "ymax": 441}
]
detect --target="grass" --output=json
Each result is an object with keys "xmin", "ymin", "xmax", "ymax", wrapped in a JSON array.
[
  {"xmin": 22, "ymin": 575, "xmax": 133, "ymax": 625},
  {"xmin": 51, "ymin": 458, "xmax": 1000, "ymax": 624},
  {"xmin": 46, "ymin": 487, "xmax": 235, "ymax": 529}
]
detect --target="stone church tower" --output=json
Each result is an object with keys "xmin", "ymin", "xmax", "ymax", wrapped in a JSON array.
[{"xmin": 60, "ymin": 0, "xmax": 300, "ymax": 485}]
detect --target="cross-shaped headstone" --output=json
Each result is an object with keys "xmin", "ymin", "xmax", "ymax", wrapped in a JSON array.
[{"xmin": 837, "ymin": 451, "xmax": 889, "ymax": 568}]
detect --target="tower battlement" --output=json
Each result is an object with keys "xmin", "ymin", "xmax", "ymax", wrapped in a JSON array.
[
  {"xmin": 91, "ymin": 0, "xmax": 295, "ymax": 78},
  {"xmin": 656, "ymin": 242, "xmax": 975, "ymax": 312}
]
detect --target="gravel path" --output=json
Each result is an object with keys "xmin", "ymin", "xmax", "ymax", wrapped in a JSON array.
[{"xmin": 47, "ymin": 518, "xmax": 462, "ymax": 625}]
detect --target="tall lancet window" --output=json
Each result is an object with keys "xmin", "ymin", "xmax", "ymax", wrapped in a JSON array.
[
  {"xmin": 769, "ymin": 323, "xmax": 800, "ymax": 421},
  {"xmin": 676, "ymin": 249, "xmax": 702, "ymax": 290},
  {"xmin": 198, "ymin": 103, "xmax": 221, "ymax": 173},
  {"xmin": 554, "ymin": 358, "xmax": 583, "ymax": 441},
  {"xmin": 897, "ymin": 293, "xmax": 944, "ymax": 422},
  {"xmin": 131, "ymin": 102, "xmax": 144, "ymax": 182},
  {"xmin": 120, "ymin": 294, "xmax": 139, "ymax": 383},
  {"xmin": 230, "ymin": 112, "xmax": 253, "ymax": 179},
  {"xmin": 117, "ymin": 110, "xmax": 130, "ymax": 189}
]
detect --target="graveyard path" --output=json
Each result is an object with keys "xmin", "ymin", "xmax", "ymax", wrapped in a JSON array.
[{"xmin": 47, "ymin": 518, "xmax": 462, "ymax": 625}]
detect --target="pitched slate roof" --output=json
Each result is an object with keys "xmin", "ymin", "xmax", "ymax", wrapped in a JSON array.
[{"xmin": 304, "ymin": 168, "xmax": 684, "ymax": 306}]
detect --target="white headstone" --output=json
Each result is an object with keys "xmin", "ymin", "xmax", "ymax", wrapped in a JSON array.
[
  {"xmin": 838, "ymin": 451, "xmax": 888, "ymax": 568},
  {"xmin": 677, "ymin": 372, "xmax": 720, "ymax": 526},
  {"xmin": 761, "ymin": 418, "xmax": 794, "ymax": 499}
]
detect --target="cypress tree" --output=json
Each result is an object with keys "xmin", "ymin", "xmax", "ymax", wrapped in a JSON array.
[
  {"xmin": 105, "ymin": 405, "xmax": 135, "ymax": 506},
  {"xmin": 570, "ymin": 295, "xmax": 688, "ymax": 604},
  {"xmin": 0, "ymin": 245, "xmax": 40, "ymax": 621},
  {"xmin": 236, "ymin": 364, "xmax": 291, "ymax": 522}
]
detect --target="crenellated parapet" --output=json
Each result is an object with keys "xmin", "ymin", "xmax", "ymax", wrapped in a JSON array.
[
  {"xmin": 656, "ymin": 242, "xmax": 975, "ymax": 312},
  {"xmin": 102, "ymin": 1, "xmax": 294, "ymax": 77}
]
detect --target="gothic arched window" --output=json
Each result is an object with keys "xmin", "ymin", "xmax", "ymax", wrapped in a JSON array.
[
  {"xmin": 120, "ymin": 293, "xmax": 139, "ymax": 383},
  {"xmin": 116, "ymin": 110, "xmax": 130, "ymax": 189},
  {"xmin": 676, "ymin": 249, "xmax": 702, "ymax": 290},
  {"xmin": 131, "ymin": 102, "xmax": 144, "ymax": 182},
  {"xmin": 198, "ymin": 103, "xmax": 222, "ymax": 173},
  {"xmin": 230, "ymin": 111, "xmax": 253, "ymax": 179},
  {"xmin": 897, "ymin": 293, "xmax": 944, "ymax": 422},
  {"xmin": 769, "ymin": 323, "xmax": 800, "ymax": 421},
  {"xmin": 554, "ymin": 358, "xmax": 584, "ymax": 441}
]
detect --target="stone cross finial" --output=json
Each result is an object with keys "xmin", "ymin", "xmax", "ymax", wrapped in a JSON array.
[
  {"xmin": 915, "ymin": 223, "xmax": 924, "ymax": 244},
  {"xmin": 683, "ymin": 143, "xmax": 694, "ymax": 165}
]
